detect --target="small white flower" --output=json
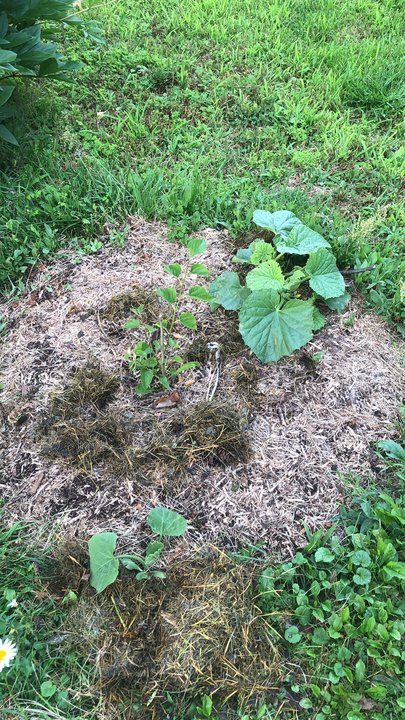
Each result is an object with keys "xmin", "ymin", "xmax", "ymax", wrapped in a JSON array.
[
  {"xmin": 0, "ymin": 638, "xmax": 17, "ymax": 672},
  {"xmin": 6, "ymin": 599, "xmax": 18, "ymax": 609}
]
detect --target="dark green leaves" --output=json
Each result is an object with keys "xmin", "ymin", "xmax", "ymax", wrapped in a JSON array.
[
  {"xmin": 147, "ymin": 507, "xmax": 188, "ymax": 536},
  {"xmin": 239, "ymin": 293, "xmax": 314, "ymax": 362},
  {"xmin": 209, "ymin": 271, "xmax": 250, "ymax": 310},
  {"xmin": 305, "ymin": 249, "xmax": 345, "ymax": 299},
  {"xmin": 164, "ymin": 263, "xmax": 182, "ymax": 278}
]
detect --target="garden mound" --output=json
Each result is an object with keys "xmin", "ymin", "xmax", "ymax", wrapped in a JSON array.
[{"xmin": 0, "ymin": 218, "xmax": 403, "ymax": 556}]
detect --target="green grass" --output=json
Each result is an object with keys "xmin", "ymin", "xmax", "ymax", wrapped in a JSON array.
[{"xmin": 0, "ymin": 0, "xmax": 404, "ymax": 324}]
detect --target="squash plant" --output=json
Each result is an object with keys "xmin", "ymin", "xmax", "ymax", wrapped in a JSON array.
[{"xmin": 208, "ymin": 210, "xmax": 350, "ymax": 362}]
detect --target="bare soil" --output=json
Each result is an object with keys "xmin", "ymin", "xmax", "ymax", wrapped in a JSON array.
[{"xmin": 1, "ymin": 218, "xmax": 403, "ymax": 556}]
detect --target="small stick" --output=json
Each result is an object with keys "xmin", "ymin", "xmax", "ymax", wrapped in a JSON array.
[{"xmin": 341, "ymin": 265, "xmax": 376, "ymax": 275}]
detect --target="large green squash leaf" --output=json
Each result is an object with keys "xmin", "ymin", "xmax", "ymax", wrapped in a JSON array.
[
  {"xmin": 147, "ymin": 507, "xmax": 188, "ymax": 536},
  {"xmin": 275, "ymin": 224, "xmax": 330, "ymax": 255},
  {"xmin": 239, "ymin": 292, "xmax": 314, "ymax": 362},
  {"xmin": 209, "ymin": 271, "xmax": 250, "ymax": 310},
  {"xmin": 250, "ymin": 241, "xmax": 276, "ymax": 265},
  {"xmin": 246, "ymin": 260, "xmax": 284, "ymax": 292},
  {"xmin": 253, "ymin": 210, "xmax": 301, "ymax": 238},
  {"xmin": 88, "ymin": 532, "xmax": 119, "ymax": 593},
  {"xmin": 325, "ymin": 290, "xmax": 351, "ymax": 312},
  {"xmin": 305, "ymin": 249, "xmax": 345, "ymax": 299}
]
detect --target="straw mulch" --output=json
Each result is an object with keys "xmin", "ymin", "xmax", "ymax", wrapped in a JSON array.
[{"xmin": 0, "ymin": 217, "xmax": 404, "ymax": 556}]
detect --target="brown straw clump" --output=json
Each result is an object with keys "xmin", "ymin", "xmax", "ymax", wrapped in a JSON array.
[{"xmin": 61, "ymin": 552, "xmax": 281, "ymax": 717}]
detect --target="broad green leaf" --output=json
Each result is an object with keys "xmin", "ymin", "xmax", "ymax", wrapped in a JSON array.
[
  {"xmin": 0, "ymin": 85, "xmax": 14, "ymax": 107},
  {"xmin": 253, "ymin": 209, "xmax": 301, "ymax": 238},
  {"xmin": 144, "ymin": 540, "xmax": 164, "ymax": 567},
  {"xmin": 315, "ymin": 547, "xmax": 335, "ymax": 563},
  {"xmin": 187, "ymin": 238, "xmax": 207, "ymax": 257},
  {"xmin": 88, "ymin": 532, "xmax": 119, "ymax": 593},
  {"xmin": 284, "ymin": 625, "xmax": 302, "ymax": 644},
  {"xmin": 275, "ymin": 224, "xmax": 331, "ymax": 255},
  {"xmin": 140, "ymin": 368, "xmax": 154, "ymax": 388},
  {"xmin": 147, "ymin": 507, "xmax": 188, "ymax": 536},
  {"xmin": 136, "ymin": 571, "xmax": 149, "ymax": 580},
  {"xmin": 246, "ymin": 260, "xmax": 284, "ymax": 292},
  {"xmin": 157, "ymin": 287, "xmax": 177, "ymax": 303},
  {"xmin": 353, "ymin": 567, "xmax": 371, "ymax": 585},
  {"xmin": 209, "ymin": 271, "xmax": 250, "ymax": 310},
  {"xmin": 233, "ymin": 246, "xmax": 253, "ymax": 263},
  {"xmin": 0, "ymin": 123, "xmax": 17, "ymax": 145},
  {"xmin": 179, "ymin": 311, "xmax": 197, "ymax": 330},
  {"xmin": 190, "ymin": 263, "xmax": 210, "ymax": 276},
  {"xmin": 351, "ymin": 550, "xmax": 371, "ymax": 567},
  {"xmin": 377, "ymin": 440, "xmax": 405, "ymax": 463},
  {"xmin": 305, "ymin": 249, "xmax": 345, "ymax": 299},
  {"xmin": 189, "ymin": 285, "xmax": 212, "ymax": 301},
  {"xmin": 355, "ymin": 659, "xmax": 366, "ymax": 682},
  {"xmin": 164, "ymin": 263, "xmax": 182, "ymax": 277},
  {"xmin": 325, "ymin": 291, "xmax": 351, "ymax": 312},
  {"xmin": 284, "ymin": 268, "xmax": 307, "ymax": 291},
  {"xmin": 123, "ymin": 318, "xmax": 140, "ymax": 330},
  {"xmin": 312, "ymin": 306, "xmax": 326, "ymax": 330},
  {"xmin": 0, "ymin": 49, "xmax": 17, "ymax": 64},
  {"xmin": 40, "ymin": 681, "xmax": 57, "ymax": 699},
  {"xmin": 383, "ymin": 561, "xmax": 405, "ymax": 580},
  {"xmin": 239, "ymin": 292, "xmax": 313, "ymax": 362},
  {"xmin": 250, "ymin": 240, "xmax": 276, "ymax": 265}
]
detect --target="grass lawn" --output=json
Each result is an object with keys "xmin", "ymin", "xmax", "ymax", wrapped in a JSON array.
[{"xmin": 0, "ymin": 0, "xmax": 404, "ymax": 324}]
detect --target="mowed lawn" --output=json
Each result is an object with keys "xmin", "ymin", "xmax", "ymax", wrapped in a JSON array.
[{"xmin": 0, "ymin": 0, "xmax": 404, "ymax": 321}]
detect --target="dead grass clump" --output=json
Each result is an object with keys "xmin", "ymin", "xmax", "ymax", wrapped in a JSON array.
[
  {"xmin": 43, "ymin": 539, "xmax": 88, "ymax": 596},
  {"xmin": 138, "ymin": 401, "xmax": 250, "ymax": 473},
  {"xmin": 101, "ymin": 289, "xmax": 159, "ymax": 322},
  {"xmin": 51, "ymin": 365, "xmax": 119, "ymax": 415},
  {"xmin": 61, "ymin": 553, "xmax": 280, "ymax": 715},
  {"xmin": 43, "ymin": 415, "xmax": 133, "ymax": 473},
  {"xmin": 186, "ymin": 321, "xmax": 245, "ymax": 363}
]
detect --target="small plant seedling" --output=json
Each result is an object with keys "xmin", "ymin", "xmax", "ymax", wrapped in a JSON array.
[
  {"xmin": 208, "ymin": 210, "xmax": 351, "ymax": 363},
  {"xmin": 88, "ymin": 507, "xmax": 188, "ymax": 592},
  {"xmin": 124, "ymin": 237, "xmax": 210, "ymax": 394}
]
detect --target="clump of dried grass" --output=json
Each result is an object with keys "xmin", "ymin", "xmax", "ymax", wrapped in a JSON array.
[
  {"xmin": 51, "ymin": 365, "xmax": 119, "ymax": 415},
  {"xmin": 101, "ymin": 288, "xmax": 159, "ymax": 322},
  {"xmin": 61, "ymin": 551, "xmax": 280, "ymax": 716},
  {"xmin": 138, "ymin": 400, "xmax": 250, "ymax": 473},
  {"xmin": 42, "ymin": 415, "xmax": 133, "ymax": 473}
]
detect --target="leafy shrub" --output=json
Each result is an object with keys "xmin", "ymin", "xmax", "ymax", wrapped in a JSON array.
[
  {"xmin": 209, "ymin": 210, "xmax": 350, "ymax": 362},
  {"xmin": 259, "ymin": 489, "xmax": 405, "ymax": 719},
  {"xmin": 0, "ymin": 0, "xmax": 100, "ymax": 144}
]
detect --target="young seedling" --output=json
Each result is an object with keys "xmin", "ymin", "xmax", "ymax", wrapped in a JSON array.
[
  {"xmin": 124, "ymin": 237, "xmax": 211, "ymax": 394},
  {"xmin": 88, "ymin": 507, "xmax": 187, "ymax": 593}
]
